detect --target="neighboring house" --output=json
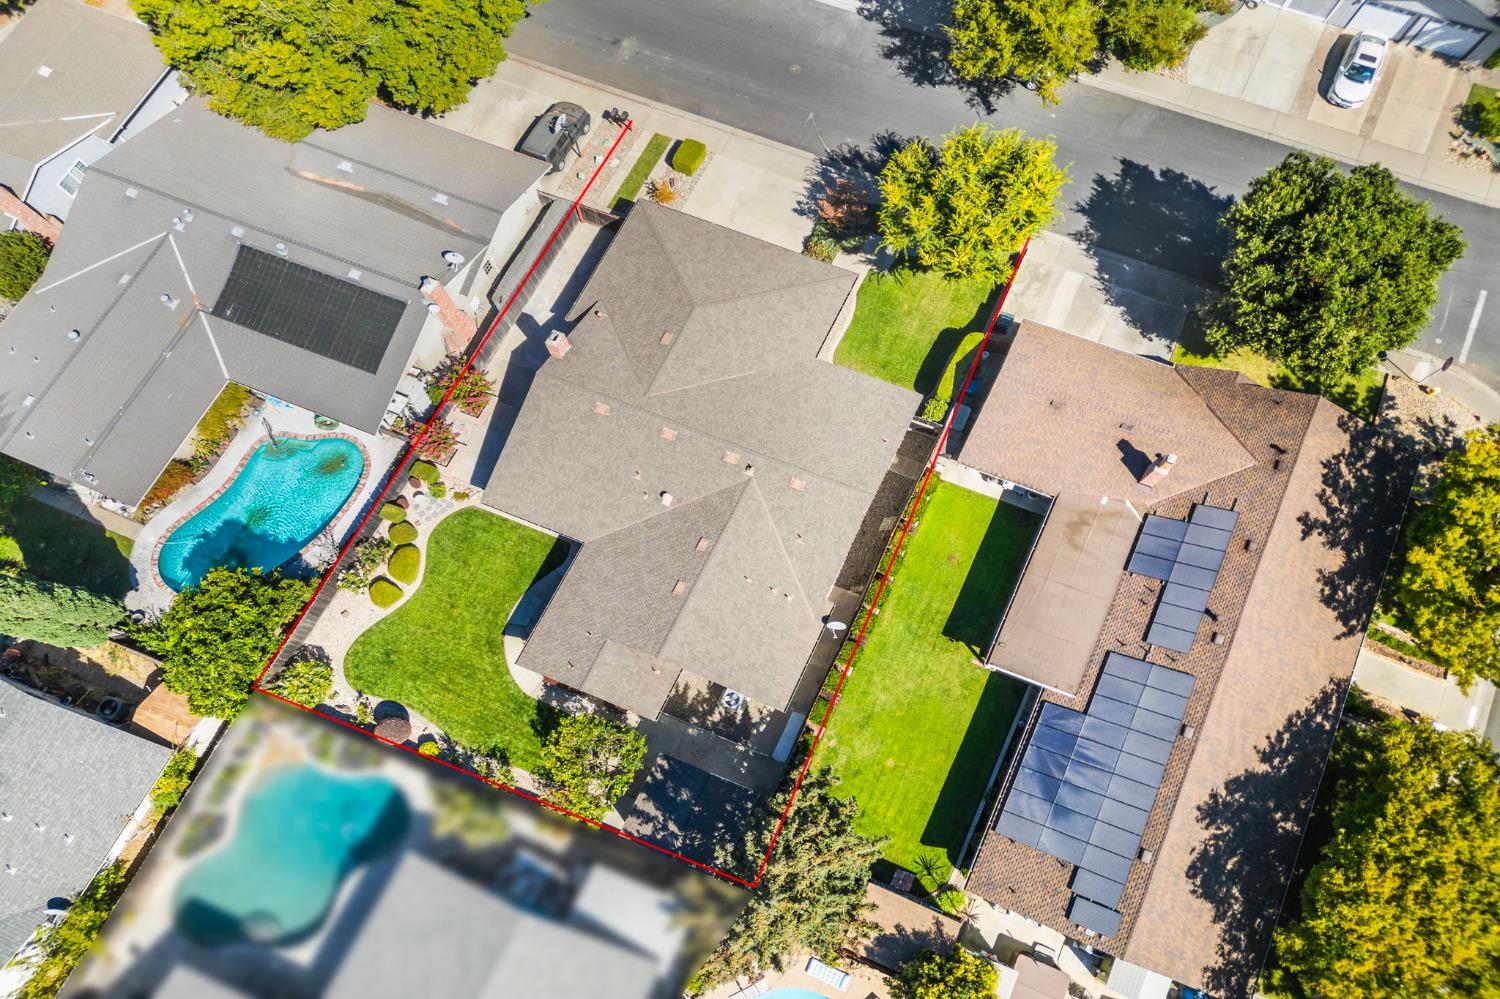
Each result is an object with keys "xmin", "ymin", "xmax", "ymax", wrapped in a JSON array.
[
  {"xmin": 0, "ymin": 99, "xmax": 546, "ymax": 510},
  {"xmin": 1318, "ymin": 0, "xmax": 1498, "ymax": 62},
  {"xmin": 0, "ymin": 0, "xmax": 181, "ymax": 235},
  {"xmin": 955, "ymin": 323, "xmax": 1409, "ymax": 998},
  {"xmin": 483, "ymin": 203, "xmax": 918, "ymax": 726},
  {"xmin": 0, "ymin": 677, "xmax": 172, "ymax": 971}
]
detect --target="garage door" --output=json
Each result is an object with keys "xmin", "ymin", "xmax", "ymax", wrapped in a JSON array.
[
  {"xmin": 1347, "ymin": 0, "xmax": 1416, "ymax": 39},
  {"xmin": 1410, "ymin": 17, "xmax": 1486, "ymax": 58}
]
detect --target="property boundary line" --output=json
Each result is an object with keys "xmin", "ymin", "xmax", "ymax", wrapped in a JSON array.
[{"xmin": 242, "ymin": 126, "xmax": 1031, "ymax": 889}]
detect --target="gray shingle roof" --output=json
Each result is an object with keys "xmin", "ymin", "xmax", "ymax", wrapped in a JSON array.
[
  {"xmin": 0, "ymin": 679, "xmax": 171, "ymax": 964},
  {"xmin": 487, "ymin": 204, "xmax": 918, "ymax": 716},
  {"xmin": 0, "ymin": 100, "xmax": 544, "ymax": 505},
  {"xmin": 0, "ymin": 0, "xmax": 168, "ymax": 192}
]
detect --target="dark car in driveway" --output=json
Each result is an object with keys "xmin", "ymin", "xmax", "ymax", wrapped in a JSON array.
[{"xmin": 518, "ymin": 102, "xmax": 591, "ymax": 173}]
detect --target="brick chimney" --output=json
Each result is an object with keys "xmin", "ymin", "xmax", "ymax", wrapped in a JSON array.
[
  {"xmin": 419, "ymin": 276, "xmax": 477, "ymax": 354},
  {"xmin": 1138, "ymin": 453, "xmax": 1177, "ymax": 489},
  {"xmin": 0, "ymin": 187, "xmax": 60, "ymax": 245},
  {"xmin": 545, "ymin": 330, "xmax": 571, "ymax": 358}
]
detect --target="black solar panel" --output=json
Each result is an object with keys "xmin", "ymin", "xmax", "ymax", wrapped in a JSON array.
[
  {"xmin": 995, "ymin": 653, "xmax": 1196, "ymax": 936},
  {"xmin": 212, "ymin": 244, "xmax": 408, "ymax": 374},
  {"xmin": 1069, "ymin": 896, "xmax": 1123, "ymax": 937},
  {"xmin": 1126, "ymin": 505, "xmax": 1239, "ymax": 654}
]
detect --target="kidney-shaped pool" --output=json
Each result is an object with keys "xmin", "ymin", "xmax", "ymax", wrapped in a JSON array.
[
  {"xmin": 174, "ymin": 764, "xmax": 408, "ymax": 948},
  {"xmin": 157, "ymin": 436, "xmax": 365, "ymax": 592}
]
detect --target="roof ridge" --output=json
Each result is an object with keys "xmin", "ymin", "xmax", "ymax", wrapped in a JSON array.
[
  {"xmin": 1170, "ymin": 365, "xmax": 1260, "ymax": 484},
  {"xmin": 584, "ymin": 475, "xmax": 750, "ymax": 548}
]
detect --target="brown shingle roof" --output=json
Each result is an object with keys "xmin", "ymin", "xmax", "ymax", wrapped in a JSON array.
[{"xmin": 964, "ymin": 330, "xmax": 1410, "ymax": 998}]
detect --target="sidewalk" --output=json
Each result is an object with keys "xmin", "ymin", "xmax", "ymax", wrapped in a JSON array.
[
  {"xmin": 1353, "ymin": 646, "xmax": 1496, "ymax": 733},
  {"xmin": 1083, "ymin": 5, "xmax": 1500, "ymax": 206}
]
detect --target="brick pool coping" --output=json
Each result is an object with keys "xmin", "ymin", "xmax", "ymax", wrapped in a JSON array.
[{"xmin": 150, "ymin": 432, "xmax": 374, "ymax": 593}]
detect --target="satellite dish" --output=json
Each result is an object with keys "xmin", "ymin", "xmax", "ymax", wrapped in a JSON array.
[{"xmin": 825, "ymin": 620, "xmax": 849, "ymax": 636}]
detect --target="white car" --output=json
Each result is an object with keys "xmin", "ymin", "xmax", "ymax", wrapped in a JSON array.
[{"xmin": 1329, "ymin": 32, "xmax": 1388, "ymax": 109}]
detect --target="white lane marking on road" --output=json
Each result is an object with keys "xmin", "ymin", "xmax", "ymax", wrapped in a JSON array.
[{"xmin": 1460, "ymin": 289, "xmax": 1488, "ymax": 364}]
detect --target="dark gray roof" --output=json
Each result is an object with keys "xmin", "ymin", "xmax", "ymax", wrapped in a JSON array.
[
  {"xmin": 0, "ymin": 0, "xmax": 168, "ymax": 192},
  {"xmin": 487, "ymin": 205, "xmax": 918, "ymax": 715},
  {"xmin": 323, "ymin": 852, "xmax": 661, "ymax": 998},
  {"xmin": 0, "ymin": 679, "xmax": 171, "ymax": 964},
  {"xmin": 0, "ymin": 100, "xmax": 544, "ymax": 504}
]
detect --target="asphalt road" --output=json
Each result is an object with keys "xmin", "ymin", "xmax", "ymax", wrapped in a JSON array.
[{"xmin": 509, "ymin": 0, "xmax": 1500, "ymax": 392}]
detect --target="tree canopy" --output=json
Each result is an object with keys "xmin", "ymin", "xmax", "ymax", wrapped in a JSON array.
[
  {"xmin": 948, "ymin": 0, "xmax": 1098, "ymax": 104},
  {"xmin": 130, "ymin": 0, "xmax": 540, "ymax": 142},
  {"xmin": 538, "ymin": 713, "xmax": 648, "ymax": 821},
  {"xmin": 1100, "ymin": 0, "xmax": 1206, "ymax": 71},
  {"xmin": 690, "ymin": 768, "xmax": 883, "ymax": 993},
  {"xmin": 0, "ymin": 571, "xmax": 122, "ymax": 648},
  {"xmin": 265, "ymin": 657, "xmax": 334, "ymax": 708},
  {"xmin": 0, "ymin": 230, "xmax": 49, "ymax": 301},
  {"xmin": 1271, "ymin": 721, "xmax": 1500, "ymax": 999},
  {"xmin": 892, "ymin": 947, "xmax": 998, "ymax": 999},
  {"xmin": 1392, "ymin": 424, "xmax": 1500, "ymax": 686},
  {"xmin": 1206, "ymin": 153, "xmax": 1464, "ymax": 384},
  {"xmin": 878, "ymin": 124, "xmax": 1067, "ymax": 281},
  {"xmin": 135, "ymin": 567, "xmax": 313, "ymax": 719}
]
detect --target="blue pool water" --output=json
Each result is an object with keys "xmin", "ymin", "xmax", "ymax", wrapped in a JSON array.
[
  {"xmin": 158, "ymin": 436, "xmax": 364, "ymax": 591},
  {"xmin": 174, "ymin": 765, "xmax": 408, "ymax": 947},
  {"xmin": 764, "ymin": 991, "xmax": 830, "ymax": 999}
]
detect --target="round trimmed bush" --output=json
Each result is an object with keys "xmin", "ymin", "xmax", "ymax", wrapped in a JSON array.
[
  {"xmin": 388, "ymin": 544, "xmax": 420, "ymax": 585},
  {"xmin": 370, "ymin": 577, "xmax": 402, "ymax": 608},
  {"xmin": 388, "ymin": 521, "xmax": 418, "ymax": 545},
  {"xmin": 416, "ymin": 740, "xmax": 440, "ymax": 757},
  {"xmin": 429, "ymin": 481, "xmax": 447, "ymax": 500},
  {"xmin": 378, "ymin": 501, "xmax": 406, "ymax": 523},
  {"xmin": 410, "ymin": 460, "xmax": 440, "ymax": 484},
  {"xmin": 671, "ymin": 139, "xmax": 707, "ymax": 177}
]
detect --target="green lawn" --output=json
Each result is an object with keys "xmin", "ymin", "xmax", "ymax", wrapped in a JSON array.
[
  {"xmin": 1172, "ymin": 320, "xmax": 1386, "ymax": 422},
  {"xmin": 344, "ymin": 507, "xmax": 568, "ymax": 771},
  {"xmin": 0, "ymin": 499, "xmax": 133, "ymax": 599},
  {"xmin": 834, "ymin": 268, "xmax": 996, "ymax": 395},
  {"xmin": 611, "ymin": 132, "xmax": 671, "ymax": 212},
  {"xmin": 819, "ymin": 480, "xmax": 1040, "ymax": 884}
]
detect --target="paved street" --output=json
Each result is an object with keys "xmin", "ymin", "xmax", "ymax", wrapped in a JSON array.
[{"xmin": 508, "ymin": 0, "xmax": 1500, "ymax": 394}]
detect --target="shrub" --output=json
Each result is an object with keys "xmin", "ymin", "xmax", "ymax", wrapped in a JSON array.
[
  {"xmin": 1470, "ymin": 98, "xmax": 1500, "ymax": 142},
  {"xmin": 267, "ymin": 658, "xmax": 333, "ymax": 708},
  {"xmin": 416, "ymin": 740, "xmax": 440, "ymax": 757},
  {"xmin": 1487, "ymin": 48, "xmax": 1500, "ymax": 70},
  {"xmin": 409, "ymin": 460, "xmax": 440, "ymax": 484},
  {"xmin": 142, "ymin": 460, "xmax": 195, "ymax": 510},
  {"xmin": 388, "ymin": 521, "xmax": 418, "ymax": 545},
  {"xmin": 816, "ymin": 179, "xmax": 874, "ymax": 246},
  {"xmin": 338, "ymin": 534, "xmax": 393, "ymax": 593},
  {"xmin": 671, "ymin": 139, "xmax": 707, "ymax": 176},
  {"xmin": 453, "ymin": 490, "xmax": 472, "ymax": 502},
  {"xmin": 370, "ymin": 577, "xmax": 402, "ymax": 608},
  {"xmin": 411, "ymin": 417, "xmax": 459, "ymax": 460},
  {"xmin": 427, "ymin": 366, "xmax": 496, "ymax": 417},
  {"xmin": 378, "ymin": 501, "xmax": 406, "ymax": 523},
  {"xmin": 150, "ymin": 748, "xmax": 198, "ymax": 815},
  {"xmin": 920, "ymin": 395, "xmax": 949, "ymax": 422},
  {"xmin": 803, "ymin": 232, "xmax": 838, "ymax": 262},
  {"xmin": 933, "ymin": 888, "xmax": 967, "ymax": 915},
  {"xmin": 647, "ymin": 177, "xmax": 678, "ymax": 205},
  {"xmin": 429, "ymin": 481, "xmax": 448, "ymax": 499},
  {"xmin": 193, "ymin": 383, "xmax": 253, "ymax": 452},
  {"xmin": 389, "ymin": 544, "xmax": 420, "ymax": 585},
  {"xmin": 0, "ymin": 229, "xmax": 50, "ymax": 301}
]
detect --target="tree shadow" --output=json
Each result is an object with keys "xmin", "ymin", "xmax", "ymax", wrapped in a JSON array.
[
  {"xmin": 855, "ymin": 0, "xmax": 1017, "ymax": 113},
  {"xmin": 795, "ymin": 131, "xmax": 909, "ymax": 232},
  {"xmin": 912, "ymin": 286, "xmax": 1002, "ymax": 397},
  {"xmin": 943, "ymin": 501, "xmax": 1040, "ymax": 655},
  {"xmin": 1186, "ymin": 682, "xmax": 1344, "ymax": 998},
  {"xmin": 1296, "ymin": 412, "xmax": 1417, "ymax": 638},
  {"xmin": 6, "ymin": 497, "xmax": 134, "ymax": 600}
]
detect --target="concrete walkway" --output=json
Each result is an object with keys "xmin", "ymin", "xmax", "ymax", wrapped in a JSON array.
[
  {"xmin": 1085, "ymin": 6, "xmax": 1500, "ymax": 207},
  {"xmin": 1353, "ymin": 646, "xmax": 1497, "ymax": 734}
]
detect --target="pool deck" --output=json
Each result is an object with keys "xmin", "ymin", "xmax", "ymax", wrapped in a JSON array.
[{"xmin": 127, "ymin": 408, "xmax": 404, "ymax": 615}]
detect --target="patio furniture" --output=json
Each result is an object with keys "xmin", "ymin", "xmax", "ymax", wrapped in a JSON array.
[
  {"xmin": 726, "ymin": 979, "xmax": 770, "ymax": 999},
  {"xmin": 889, "ymin": 868, "xmax": 915, "ymax": 892}
]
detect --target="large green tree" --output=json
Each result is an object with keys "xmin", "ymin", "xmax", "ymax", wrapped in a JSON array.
[
  {"xmin": 135, "ymin": 567, "xmax": 312, "ymax": 719},
  {"xmin": 0, "ymin": 571, "xmax": 122, "ymax": 648},
  {"xmin": 892, "ymin": 947, "xmax": 998, "ymax": 999},
  {"xmin": 1272, "ymin": 721, "xmax": 1500, "ymax": 999},
  {"xmin": 0, "ymin": 230, "xmax": 49, "ymax": 301},
  {"xmin": 131, "ymin": 0, "xmax": 539, "ymax": 142},
  {"xmin": 538, "ymin": 713, "xmax": 647, "ymax": 821},
  {"xmin": 948, "ymin": 0, "xmax": 1098, "ymax": 104},
  {"xmin": 1393, "ymin": 424, "xmax": 1500, "ymax": 686},
  {"xmin": 690, "ymin": 768, "xmax": 883, "ymax": 994},
  {"xmin": 879, "ymin": 124, "xmax": 1067, "ymax": 281},
  {"xmin": 1100, "ymin": 0, "xmax": 1206, "ymax": 71},
  {"xmin": 1206, "ymin": 153, "xmax": 1464, "ymax": 384}
]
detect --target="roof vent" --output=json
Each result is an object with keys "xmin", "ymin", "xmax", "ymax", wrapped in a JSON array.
[
  {"xmin": 660, "ymin": 491, "xmax": 673, "ymax": 506},
  {"xmin": 124, "ymin": 187, "xmax": 138, "ymax": 199},
  {"xmin": 3, "ymin": 865, "xmax": 14, "ymax": 875},
  {"xmin": 118, "ymin": 272, "xmax": 131, "ymax": 284},
  {"xmin": 274, "ymin": 242, "xmax": 288, "ymax": 256},
  {"xmin": 722, "ymin": 451, "xmax": 740, "ymax": 464},
  {"xmin": 441, "ymin": 250, "xmax": 465, "ymax": 269},
  {"xmin": 182, "ymin": 208, "xmax": 193, "ymax": 222},
  {"xmin": 171, "ymin": 216, "xmax": 185, "ymax": 231},
  {"xmin": 632, "ymin": 470, "xmax": 642, "ymax": 481},
  {"xmin": 160, "ymin": 293, "xmax": 177, "ymax": 309},
  {"xmin": 592, "ymin": 401, "xmax": 611, "ymax": 416},
  {"xmin": 794, "ymin": 533, "xmax": 804, "ymax": 544},
  {"xmin": 788, "ymin": 477, "xmax": 806, "ymax": 491},
  {"xmin": 21, "ymin": 395, "xmax": 34, "ymax": 408},
  {"xmin": 82, "ymin": 436, "xmax": 93, "ymax": 445},
  {"xmin": 672, "ymin": 579, "xmax": 688, "ymax": 596},
  {"xmin": 337, "ymin": 160, "xmax": 354, "ymax": 173},
  {"xmin": 1119, "ymin": 422, "xmax": 1135, "ymax": 431},
  {"xmin": 37, "ymin": 65, "xmax": 52, "ymax": 77},
  {"xmin": 660, "ymin": 426, "xmax": 677, "ymax": 441},
  {"xmin": 66, "ymin": 329, "xmax": 80, "ymax": 342},
  {"xmin": 0, "ymin": 812, "xmax": 9, "ymax": 821},
  {"xmin": 1138, "ymin": 848, "xmax": 1154, "ymax": 863},
  {"xmin": 743, "ymin": 464, "xmax": 755, "ymax": 477},
  {"xmin": 696, "ymin": 537, "xmax": 713, "ymax": 552},
  {"xmin": 593, "ymin": 308, "xmax": 607, "ymax": 320},
  {"xmin": 432, "ymin": 192, "xmax": 449, "ymax": 205},
  {"xmin": 660, "ymin": 331, "xmax": 674, "ymax": 346},
  {"xmin": 426, "ymin": 302, "xmax": 442, "ymax": 315},
  {"xmin": 230, "ymin": 225, "xmax": 245, "ymax": 238},
  {"xmin": 348, "ymin": 269, "xmax": 362, "ymax": 281},
  {"xmin": 61, "ymin": 832, "xmax": 73, "ymax": 844},
  {"xmin": 1181, "ymin": 724, "xmax": 1196, "ymax": 739}
]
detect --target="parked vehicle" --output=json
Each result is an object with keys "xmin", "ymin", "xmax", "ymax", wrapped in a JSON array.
[
  {"xmin": 1328, "ymin": 32, "xmax": 1389, "ymax": 109},
  {"xmin": 518, "ymin": 102, "xmax": 592, "ymax": 173}
]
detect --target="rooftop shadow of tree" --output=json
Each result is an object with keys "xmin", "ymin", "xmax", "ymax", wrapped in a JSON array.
[{"xmin": 1186, "ymin": 681, "xmax": 1343, "ymax": 999}]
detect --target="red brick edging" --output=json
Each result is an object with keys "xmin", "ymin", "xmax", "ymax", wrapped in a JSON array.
[{"xmin": 149, "ymin": 433, "xmax": 373, "ymax": 593}]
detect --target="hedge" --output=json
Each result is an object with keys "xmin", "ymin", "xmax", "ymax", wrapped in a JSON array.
[
  {"xmin": 388, "ymin": 521, "xmax": 418, "ymax": 545},
  {"xmin": 378, "ymin": 501, "xmax": 406, "ymax": 523},
  {"xmin": 410, "ymin": 460, "xmax": 440, "ymax": 484},
  {"xmin": 671, "ymin": 139, "xmax": 707, "ymax": 177},
  {"xmin": 389, "ymin": 544, "xmax": 420, "ymax": 585},
  {"xmin": 370, "ymin": 578, "xmax": 402, "ymax": 608}
]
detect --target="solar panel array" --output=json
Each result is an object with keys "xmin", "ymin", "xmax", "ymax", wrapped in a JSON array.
[
  {"xmin": 212, "ymin": 245, "xmax": 408, "ymax": 374},
  {"xmin": 995, "ymin": 653, "xmax": 1195, "ymax": 938},
  {"xmin": 1126, "ymin": 504, "xmax": 1239, "ymax": 653}
]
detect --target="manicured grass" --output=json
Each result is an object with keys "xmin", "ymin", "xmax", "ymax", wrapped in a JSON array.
[
  {"xmin": 611, "ymin": 133, "xmax": 671, "ymax": 211},
  {"xmin": 819, "ymin": 481, "xmax": 1040, "ymax": 883},
  {"xmin": 344, "ymin": 508, "xmax": 568, "ymax": 771},
  {"xmin": 834, "ymin": 267, "xmax": 996, "ymax": 395},
  {"xmin": 1172, "ymin": 321, "xmax": 1386, "ymax": 422},
  {"xmin": 0, "ymin": 499, "xmax": 133, "ymax": 599}
]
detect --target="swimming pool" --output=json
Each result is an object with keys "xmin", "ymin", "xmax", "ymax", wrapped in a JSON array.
[
  {"xmin": 764, "ymin": 990, "xmax": 830, "ymax": 999},
  {"xmin": 174, "ymin": 764, "xmax": 408, "ymax": 947},
  {"xmin": 157, "ymin": 436, "xmax": 364, "ymax": 591}
]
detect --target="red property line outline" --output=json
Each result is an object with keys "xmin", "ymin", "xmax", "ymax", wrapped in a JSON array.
[{"xmin": 245, "ymin": 122, "xmax": 1030, "ymax": 889}]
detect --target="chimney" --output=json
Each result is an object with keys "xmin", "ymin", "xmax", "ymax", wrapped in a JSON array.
[
  {"xmin": 660, "ymin": 491, "xmax": 673, "ymax": 506},
  {"xmin": 546, "ymin": 331, "xmax": 571, "ymax": 358},
  {"xmin": 1138, "ymin": 453, "xmax": 1177, "ymax": 489}
]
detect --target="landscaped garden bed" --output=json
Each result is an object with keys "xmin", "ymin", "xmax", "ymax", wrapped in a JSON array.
[{"xmin": 817, "ymin": 479, "xmax": 1040, "ymax": 886}]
